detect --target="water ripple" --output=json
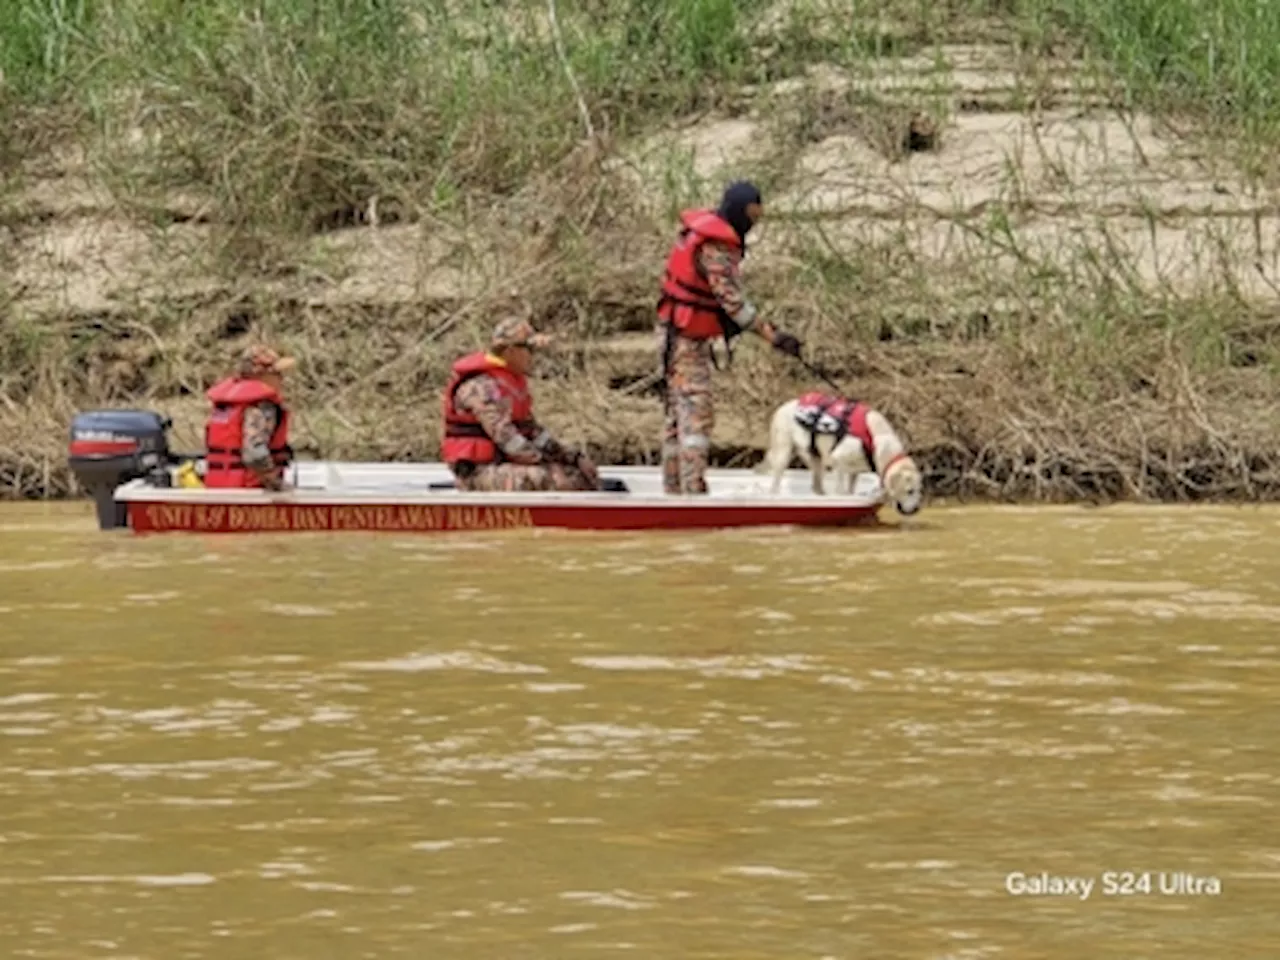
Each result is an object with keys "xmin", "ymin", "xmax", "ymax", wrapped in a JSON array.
[{"xmin": 0, "ymin": 502, "xmax": 1273, "ymax": 956}]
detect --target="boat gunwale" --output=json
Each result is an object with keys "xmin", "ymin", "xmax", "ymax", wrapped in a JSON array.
[
  {"xmin": 111, "ymin": 462, "xmax": 883, "ymax": 508},
  {"xmin": 112, "ymin": 478, "xmax": 885, "ymax": 510}
]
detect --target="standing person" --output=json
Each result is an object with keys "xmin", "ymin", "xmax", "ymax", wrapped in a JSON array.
[
  {"xmin": 655, "ymin": 180, "xmax": 804, "ymax": 495},
  {"xmin": 441, "ymin": 317, "xmax": 600, "ymax": 492}
]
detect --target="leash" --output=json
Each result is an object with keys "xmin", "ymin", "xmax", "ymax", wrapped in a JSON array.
[{"xmin": 785, "ymin": 349, "xmax": 848, "ymax": 396}]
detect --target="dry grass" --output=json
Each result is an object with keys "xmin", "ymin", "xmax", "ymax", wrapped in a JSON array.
[
  {"xmin": 5, "ymin": 0, "xmax": 1280, "ymax": 503},
  {"xmin": 781, "ymin": 86, "xmax": 944, "ymax": 160}
]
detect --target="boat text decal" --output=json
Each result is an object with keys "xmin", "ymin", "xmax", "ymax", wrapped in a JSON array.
[{"xmin": 141, "ymin": 503, "xmax": 535, "ymax": 532}]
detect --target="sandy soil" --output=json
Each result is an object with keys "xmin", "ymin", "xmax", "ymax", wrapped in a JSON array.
[
  {"xmin": 6, "ymin": 39, "xmax": 1280, "ymax": 499},
  {"xmin": 9, "ymin": 43, "xmax": 1275, "ymax": 317}
]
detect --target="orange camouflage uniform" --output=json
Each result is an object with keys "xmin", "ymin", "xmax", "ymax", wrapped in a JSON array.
[
  {"xmin": 239, "ymin": 405, "xmax": 280, "ymax": 485},
  {"xmin": 235, "ymin": 345, "xmax": 294, "ymax": 488},
  {"xmin": 659, "ymin": 240, "xmax": 754, "ymax": 495},
  {"xmin": 450, "ymin": 319, "xmax": 598, "ymax": 493}
]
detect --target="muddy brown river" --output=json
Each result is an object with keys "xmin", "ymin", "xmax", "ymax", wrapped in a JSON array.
[{"xmin": 0, "ymin": 501, "xmax": 1276, "ymax": 957}]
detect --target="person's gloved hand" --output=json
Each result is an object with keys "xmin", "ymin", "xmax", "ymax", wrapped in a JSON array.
[
  {"xmin": 773, "ymin": 331, "xmax": 803, "ymax": 357},
  {"xmin": 569, "ymin": 449, "xmax": 600, "ymax": 487},
  {"xmin": 538, "ymin": 434, "xmax": 567, "ymax": 460},
  {"xmin": 258, "ymin": 467, "xmax": 288, "ymax": 491}
]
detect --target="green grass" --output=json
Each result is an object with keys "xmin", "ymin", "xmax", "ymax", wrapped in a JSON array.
[
  {"xmin": 3, "ymin": 0, "xmax": 800, "ymax": 236},
  {"xmin": 1039, "ymin": 0, "xmax": 1280, "ymax": 137},
  {"xmin": 4, "ymin": 0, "xmax": 1280, "ymax": 231}
]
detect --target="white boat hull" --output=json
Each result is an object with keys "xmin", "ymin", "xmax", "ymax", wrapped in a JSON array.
[{"xmin": 112, "ymin": 461, "xmax": 889, "ymax": 534}]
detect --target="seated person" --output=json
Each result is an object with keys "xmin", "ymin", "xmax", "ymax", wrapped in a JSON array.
[
  {"xmin": 204, "ymin": 345, "xmax": 296, "ymax": 490},
  {"xmin": 441, "ymin": 318, "xmax": 600, "ymax": 492}
]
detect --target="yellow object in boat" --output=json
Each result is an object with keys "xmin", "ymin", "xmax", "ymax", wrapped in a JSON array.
[{"xmin": 175, "ymin": 460, "xmax": 204, "ymax": 489}]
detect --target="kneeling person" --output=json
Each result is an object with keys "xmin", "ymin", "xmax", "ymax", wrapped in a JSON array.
[{"xmin": 441, "ymin": 318, "xmax": 599, "ymax": 492}]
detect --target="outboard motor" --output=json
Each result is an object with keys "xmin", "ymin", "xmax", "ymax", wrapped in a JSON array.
[{"xmin": 67, "ymin": 410, "xmax": 175, "ymax": 530}]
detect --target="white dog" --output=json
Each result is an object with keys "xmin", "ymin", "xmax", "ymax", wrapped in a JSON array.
[{"xmin": 761, "ymin": 392, "xmax": 923, "ymax": 515}]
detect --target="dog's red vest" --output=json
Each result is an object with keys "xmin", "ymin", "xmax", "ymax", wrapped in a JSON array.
[
  {"xmin": 793, "ymin": 392, "xmax": 875, "ymax": 464},
  {"xmin": 792, "ymin": 392, "xmax": 910, "ymax": 478}
]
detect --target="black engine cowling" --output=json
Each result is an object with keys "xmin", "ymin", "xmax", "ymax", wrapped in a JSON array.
[{"xmin": 67, "ymin": 410, "xmax": 175, "ymax": 530}]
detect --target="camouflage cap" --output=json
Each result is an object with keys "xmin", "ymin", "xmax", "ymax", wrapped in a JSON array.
[
  {"xmin": 491, "ymin": 317, "xmax": 552, "ymax": 351},
  {"xmin": 236, "ymin": 344, "xmax": 297, "ymax": 378}
]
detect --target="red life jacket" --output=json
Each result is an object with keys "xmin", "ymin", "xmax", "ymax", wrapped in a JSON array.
[
  {"xmin": 203, "ymin": 377, "xmax": 293, "ymax": 488},
  {"xmin": 657, "ymin": 208, "xmax": 743, "ymax": 340},
  {"xmin": 440, "ymin": 352, "xmax": 537, "ymax": 466},
  {"xmin": 794, "ymin": 392, "xmax": 876, "ymax": 466}
]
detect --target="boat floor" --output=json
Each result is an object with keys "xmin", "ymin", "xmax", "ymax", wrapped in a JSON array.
[{"xmin": 115, "ymin": 462, "xmax": 886, "ymax": 507}]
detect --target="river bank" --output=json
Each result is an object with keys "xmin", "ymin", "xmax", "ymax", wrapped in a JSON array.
[
  {"xmin": 11, "ymin": 325, "xmax": 1280, "ymax": 503},
  {"xmin": 4, "ymin": 1, "xmax": 1280, "ymax": 502}
]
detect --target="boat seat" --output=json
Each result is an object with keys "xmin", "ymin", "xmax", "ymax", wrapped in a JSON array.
[{"xmin": 428, "ymin": 478, "xmax": 630, "ymax": 493}]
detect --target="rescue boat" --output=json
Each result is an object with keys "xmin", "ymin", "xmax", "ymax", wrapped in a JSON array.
[{"xmin": 66, "ymin": 409, "xmax": 887, "ymax": 535}]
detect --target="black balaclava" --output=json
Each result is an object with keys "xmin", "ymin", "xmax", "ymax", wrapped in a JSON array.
[{"xmin": 717, "ymin": 180, "xmax": 763, "ymax": 250}]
